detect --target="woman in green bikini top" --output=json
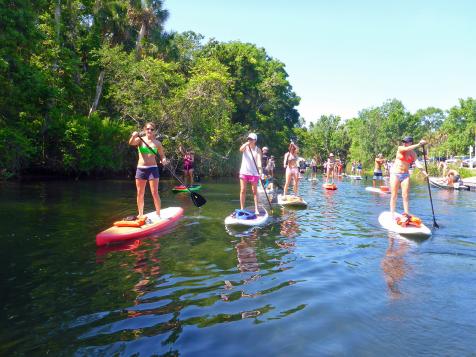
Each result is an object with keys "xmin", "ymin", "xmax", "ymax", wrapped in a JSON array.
[{"xmin": 129, "ymin": 122, "xmax": 167, "ymax": 218}]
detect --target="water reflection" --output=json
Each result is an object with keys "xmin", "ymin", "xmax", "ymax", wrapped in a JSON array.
[{"xmin": 381, "ymin": 233, "xmax": 411, "ymax": 300}]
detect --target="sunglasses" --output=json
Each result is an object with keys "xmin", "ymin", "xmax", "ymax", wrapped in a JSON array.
[
  {"xmin": 247, "ymin": 138, "xmax": 255, "ymax": 141},
  {"xmin": 146, "ymin": 128, "xmax": 153, "ymax": 131}
]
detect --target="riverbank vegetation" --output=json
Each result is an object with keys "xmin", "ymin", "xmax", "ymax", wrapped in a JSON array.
[
  {"xmin": 299, "ymin": 98, "xmax": 476, "ymax": 174},
  {"xmin": 2, "ymin": 2, "xmax": 474, "ymax": 179}
]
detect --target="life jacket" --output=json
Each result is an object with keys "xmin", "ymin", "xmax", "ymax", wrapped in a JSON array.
[
  {"xmin": 396, "ymin": 213, "xmax": 422, "ymax": 228},
  {"xmin": 114, "ymin": 216, "xmax": 147, "ymax": 228}
]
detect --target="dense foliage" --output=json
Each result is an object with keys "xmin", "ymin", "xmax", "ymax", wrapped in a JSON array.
[
  {"xmin": 0, "ymin": 0, "xmax": 301, "ymax": 178},
  {"xmin": 1, "ymin": 1, "xmax": 474, "ymax": 178}
]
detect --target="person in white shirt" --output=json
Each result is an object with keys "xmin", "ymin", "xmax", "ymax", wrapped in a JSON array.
[{"xmin": 239, "ymin": 133, "xmax": 263, "ymax": 215}]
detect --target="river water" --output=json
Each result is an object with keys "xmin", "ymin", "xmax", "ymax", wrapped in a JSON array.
[{"xmin": 1, "ymin": 176, "xmax": 475, "ymax": 356}]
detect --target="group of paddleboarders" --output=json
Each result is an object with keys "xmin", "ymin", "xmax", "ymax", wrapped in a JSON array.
[{"xmin": 128, "ymin": 123, "xmax": 435, "ymax": 227}]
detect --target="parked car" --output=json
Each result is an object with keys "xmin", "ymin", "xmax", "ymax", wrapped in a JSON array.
[{"xmin": 462, "ymin": 158, "xmax": 476, "ymax": 167}]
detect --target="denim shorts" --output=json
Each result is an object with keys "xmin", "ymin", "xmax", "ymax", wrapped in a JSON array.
[{"xmin": 135, "ymin": 166, "xmax": 160, "ymax": 180}]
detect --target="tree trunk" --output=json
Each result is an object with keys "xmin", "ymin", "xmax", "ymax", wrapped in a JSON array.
[
  {"xmin": 135, "ymin": 21, "xmax": 147, "ymax": 59},
  {"xmin": 89, "ymin": 70, "xmax": 105, "ymax": 117},
  {"xmin": 55, "ymin": 0, "xmax": 61, "ymax": 43}
]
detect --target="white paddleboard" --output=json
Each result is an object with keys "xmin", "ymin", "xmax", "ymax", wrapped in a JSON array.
[
  {"xmin": 378, "ymin": 211, "xmax": 431, "ymax": 238},
  {"xmin": 349, "ymin": 175, "xmax": 362, "ymax": 180},
  {"xmin": 365, "ymin": 187, "xmax": 390, "ymax": 194},
  {"xmin": 277, "ymin": 194, "xmax": 308, "ymax": 207},
  {"xmin": 224, "ymin": 206, "xmax": 269, "ymax": 226}
]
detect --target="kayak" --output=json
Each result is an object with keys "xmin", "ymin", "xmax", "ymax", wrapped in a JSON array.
[
  {"xmin": 365, "ymin": 186, "xmax": 390, "ymax": 194},
  {"xmin": 348, "ymin": 175, "xmax": 362, "ymax": 180},
  {"xmin": 277, "ymin": 194, "xmax": 308, "ymax": 207},
  {"xmin": 172, "ymin": 184, "xmax": 201, "ymax": 192},
  {"xmin": 428, "ymin": 177, "xmax": 469, "ymax": 191},
  {"xmin": 323, "ymin": 183, "xmax": 337, "ymax": 190},
  {"xmin": 378, "ymin": 211, "xmax": 431, "ymax": 238},
  {"xmin": 96, "ymin": 207, "xmax": 184, "ymax": 246},
  {"xmin": 224, "ymin": 206, "xmax": 269, "ymax": 226}
]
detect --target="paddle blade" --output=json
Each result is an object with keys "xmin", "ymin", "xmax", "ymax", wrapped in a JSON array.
[{"xmin": 191, "ymin": 192, "xmax": 207, "ymax": 207}]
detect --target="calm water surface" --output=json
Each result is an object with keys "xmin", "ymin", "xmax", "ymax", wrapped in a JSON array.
[{"xmin": 1, "ymin": 176, "xmax": 475, "ymax": 356}]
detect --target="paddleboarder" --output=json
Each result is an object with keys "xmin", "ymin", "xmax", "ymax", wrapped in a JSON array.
[
  {"xmin": 310, "ymin": 156, "xmax": 318, "ymax": 180},
  {"xmin": 129, "ymin": 122, "xmax": 167, "ymax": 219},
  {"xmin": 283, "ymin": 142, "xmax": 300, "ymax": 197},
  {"xmin": 239, "ymin": 133, "xmax": 263, "ymax": 215},
  {"xmin": 389, "ymin": 136, "xmax": 427, "ymax": 220},
  {"xmin": 179, "ymin": 145, "xmax": 195, "ymax": 186},
  {"xmin": 325, "ymin": 153, "xmax": 336, "ymax": 184},
  {"xmin": 373, "ymin": 153, "xmax": 386, "ymax": 187}
]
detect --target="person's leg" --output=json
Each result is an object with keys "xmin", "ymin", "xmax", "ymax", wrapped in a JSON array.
[
  {"xmin": 400, "ymin": 177, "xmax": 411, "ymax": 214},
  {"xmin": 284, "ymin": 170, "xmax": 291, "ymax": 196},
  {"xmin": 136, "ymin": 179, "xmax": 147, "ymax": 217},
  {"xmin": 373, "ymin": 177, "xmax": 376, "ymax": 187},
  {"xmin": 293, "ymin": 172, "xmax": 300, "ymax": 194},
  {"xmin": 188, "ymin": 168, "xmax": 194, "ymax": 185},
  {"xmin": 149, "ymin": 178, "xmax": 161, "ymax": 216},
  {"xmin": 251, "ymin": 181, "xmax": 259, "ymax": 214},
  {"xmin": 389, "ymin": 175, "xmax": 400, "ymax": 214},
  {"xmin": 240, "ymin": 178, "xmax": 247, "ymax": 209}
]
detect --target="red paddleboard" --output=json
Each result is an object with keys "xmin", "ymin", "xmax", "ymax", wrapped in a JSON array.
[
  {"xmin": 96, "ymin": 207, "xmax": 183, "ymax": 246},
  {"xmin": 323, "ymin": 183, "xmax": 337, "ymax": 190}
]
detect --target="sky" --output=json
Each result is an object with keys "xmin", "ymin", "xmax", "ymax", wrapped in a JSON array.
[{"xmin": 164, "ymin": 0, "xmax": 476, "ymax": 123}]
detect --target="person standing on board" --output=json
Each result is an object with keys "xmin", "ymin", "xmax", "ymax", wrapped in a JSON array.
[
  {"xmin": 310, "ymin": 156, "xmax": 318, "ymax": 180},
  {"xmin": 239, "ymin": 133, "xmax": 263, "ymax": 215},
  {"xmin": 179, "ymin": 145, "xmax": 195, "ymax": 186},
  {"xmin": 356, "ymin": 161, "xmax": 363, "ymax": 176},
  {"xmin": 373, "ymin": 153, "xmax": 386, "ymax": 187},
  {"xmin": 390, "ymin": 136, "xmax": 427, "ymax": 220},
  {"xmin": 261, "ymin": 146, "xmax": 270, "ymax": 175},
  {"xmin": 283, "ymin": 142, "xmax": 300, "ymax": 196},
  {"xmin": 325, "ymin": 153, "xmax": 336, "ymax": 183},
  {"xmin": 267, "ymin": 155, "xmax": 276, "ymax": 178},
  {"xmin": 129, "ymin": 122, "xmax": 167, "ymax": 218}
]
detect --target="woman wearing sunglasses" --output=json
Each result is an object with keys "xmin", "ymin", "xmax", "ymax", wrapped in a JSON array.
[{"xmin": 129, "ymin": 122, "xmax": 167, "ymax": 218}]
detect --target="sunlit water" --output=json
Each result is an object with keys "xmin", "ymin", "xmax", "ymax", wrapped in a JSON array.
[{"xmin": 1, "ymin": 176, "xmax": 475, "ymax": 355}]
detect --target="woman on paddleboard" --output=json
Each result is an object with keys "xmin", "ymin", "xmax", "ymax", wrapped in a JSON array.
[
  {"xmin": 283, "ymin": 142, "xmax": 300, "ymax": 196},
  {"xmin": 390, "ymin": 136, "xmax": 426, "ymax": 219},
  {"xmin": 239, "ymin": 133, "xmax": 263, "ymax": 215},
  {"xmin": 325, "ymin": 153, "xmax": 336, "ymax": 183},
  {"xmin": 179, "ymin": 145, "xmax": 194, "ymax": 186},
  {"xmin": 129, "ymin": 122, "xmax": 167, "ymax": 218}
]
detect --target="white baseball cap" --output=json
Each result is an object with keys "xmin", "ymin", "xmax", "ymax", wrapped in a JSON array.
[
  {"xmin": 247, "ymin": 133, "xmax": 257, "ymax": 140},
  {"xmin": 262, "ymin": 146, "xmax": 269, "ymax": 151}
]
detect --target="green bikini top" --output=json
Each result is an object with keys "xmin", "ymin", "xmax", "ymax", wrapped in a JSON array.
[{"xmin": 138, "ymin": 144, "xmax": 158, "ymax": 155}]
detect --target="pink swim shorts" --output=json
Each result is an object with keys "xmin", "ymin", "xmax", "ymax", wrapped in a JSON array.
[{"xmin": 239, "ymin": 174, "xmax": 259, "ymax": 184}]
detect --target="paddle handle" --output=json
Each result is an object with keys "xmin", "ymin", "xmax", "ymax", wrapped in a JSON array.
[
  {"xmin": 422, "ymin": 145, "xmax": 439, "ymax": 228},
  {"xmin": 248, "ymin": 145, "xmax": 273, "ymax": 213}
]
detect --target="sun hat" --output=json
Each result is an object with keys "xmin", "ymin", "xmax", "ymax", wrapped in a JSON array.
[{"xmin": 247, "ymin": 133, "xmax": 257, "ymax": 140}]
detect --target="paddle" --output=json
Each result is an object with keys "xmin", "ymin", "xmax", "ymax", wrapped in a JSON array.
[
  {"xmin": 248, "ymin": 145, "xmax": 273, "ymax": 213},
  {"xmin": 138, "ymin": 135, "xmax": 206, "ymax": 208},
  {"xmin": 422, "ymin": 145, "xmax": 439, "ymax": 228}
]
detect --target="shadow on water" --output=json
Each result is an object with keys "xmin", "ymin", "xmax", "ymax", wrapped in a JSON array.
[{"xmin": 0, "ymin": 177, "xmax": 475, "ymax": 355}]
